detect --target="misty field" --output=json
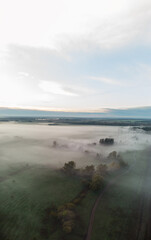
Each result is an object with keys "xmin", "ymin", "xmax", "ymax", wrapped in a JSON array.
[
  {"xmin": 0, "ymin": 123, "xmax": 151, "ymax": 240},
  {"xmin": 0, "ymin": 167, "xmax": 83, "ymax": 240},
  {"xmin": 91, "ymin": 149, "xmax": 150, "ymax": 240}
]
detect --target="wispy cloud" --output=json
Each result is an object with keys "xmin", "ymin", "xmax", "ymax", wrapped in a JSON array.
[
  {"xmin": 17, "ymin": 72, "xmax": 30, "ymax": 77},
  {"xmin": 39, "ymin": 80, "xmax": 78, "ymax": 96},
  {"xmin": 88, "ymin": 76, "xmax": 122, "ymax": 85}
]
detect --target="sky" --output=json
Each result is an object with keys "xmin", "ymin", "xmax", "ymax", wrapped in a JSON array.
[{"xmin": 0, "ymin": 0, "xmax": 151, "ymax": 113}]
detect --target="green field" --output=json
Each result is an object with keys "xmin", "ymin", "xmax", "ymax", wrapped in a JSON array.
[
  {"xmin": 0, "ymin": 149, "xmax": 150, "ymax": 240},
  {"xmin": 0, "ymin": 166, "xmax": 83, "ymax": 240}
]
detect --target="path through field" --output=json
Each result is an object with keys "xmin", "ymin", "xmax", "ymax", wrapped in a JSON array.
[{"xmin": 85, "ymin": 152, "xmax": 137, "ymax": 240}]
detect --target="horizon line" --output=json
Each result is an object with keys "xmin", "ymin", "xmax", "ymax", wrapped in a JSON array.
[{"xmin": 0, "ymin": 105, "xmax": 151, "ymax": 113}]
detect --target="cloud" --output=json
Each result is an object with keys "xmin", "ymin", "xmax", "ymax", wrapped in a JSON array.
[
  {"xmin": 0, "ymin": 39, "xmax": 151, "ymax": 111},
  {"xmin": 54, "ymin": 0, "xmax": 151, "ymax": 52},
  {"xmin": 17, "ymin": 72, "xmax": 30, "ymax": 77},
  {"xmin": 88, "ymin": 76, "xmax": 121, "ymax": 85},
  {"xmin": 39, "ymin": 80, "xmax": 78, "ymax": 96},
  {"xmin": 0, "ymin": 0, "xmax": 151, "ymax": 53}
]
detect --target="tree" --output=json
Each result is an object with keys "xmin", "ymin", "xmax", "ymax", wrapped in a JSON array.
[
  {"xmin": 118, "ymin": 158, "xmax": 128, "ymax": 168},
  {"xmin": 108, "ymin": 151, "xmax": 117, "ymax": 159},
  {"xmin": 52, "ymin": 140, "xmax": 58, "ymax": 147},
  {"xmin": 63, "ymin": 161, "xmax": 76, "ymax": 174},
  {"xmin": 99, "ymin": 138, "xmax": 114, "ymax": 145},
  {"xmin": 62, "ymin": 220, "xmax": 74, "ymax": 233},
  {"xmin": 89, "ymin": 174, "xmax": 104, "ymax": 191},
  {"xmin": 82, "ymin": 165, "xmax": 95, "ymax": 177},
  {"xmin": 57, "ymin": 206, "xmax": 76, "ymax": 233},
  {"xmin": 96, "ymin": 164, "xmax": 107, "ymax": 176},
  {"xmin": 116, "ymin": 154, "xmax": 123, "ymax": 161}
]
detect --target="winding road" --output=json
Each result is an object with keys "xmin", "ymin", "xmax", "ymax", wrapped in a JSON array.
[{"xmin": 85, "ymin": 153, "xmax": 136, "ymax": 240}]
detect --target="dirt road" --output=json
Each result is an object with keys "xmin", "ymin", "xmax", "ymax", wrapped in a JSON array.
[
  {"xmin": 85, "ymin": 167, "xmax": 131, "ymax": 240},
  {"xmin": 85, "ymin": 149, "xmax": 151, "ymax": 240}
]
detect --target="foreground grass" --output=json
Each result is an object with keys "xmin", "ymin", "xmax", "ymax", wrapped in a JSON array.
[{"xmin": 0, "ymin": 166, "xmax": 83, "ymax": 240}]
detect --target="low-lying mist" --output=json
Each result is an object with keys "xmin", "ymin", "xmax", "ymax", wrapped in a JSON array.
[
  {"xmin": 1, "ymin": 122, "xmax": 151, "ymax": 240},
  {"xmin": 0, "ymin": 123, "xmax": 150, "ymax": 175}
]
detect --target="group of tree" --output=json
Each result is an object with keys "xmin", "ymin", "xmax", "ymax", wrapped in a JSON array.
[
  {"xmin": 99, "ymin": 138, "xmax": 114, "ymax": 145},
  {"xmin": 62, "ymin": 161, "xmax": 76, "ymax": 175},
  {"xmin": 50, "ymin": 188, "xmax": 90, "ymax": 234},
  {"xmin": 57, "ymin": 203, "xmax": 76, "ymax": 233},
  {"xmin": 82, "ymin": 164, "xmax": 95, "ymax": 177},
  {"xmin": 62, "ymin": 161, "xmax": 107, "ymax": 192},
  {"xmin": 96, "ymin": 164, "xmax": 107, "ymax": 176},
  {"xmin": 50, "ymin": 202, "xmax": 76, "ymax": 234},
  {"xmin": 89, "ymin": 173, "xmax": 104, "ymax": 191},
  {"xmin": 108, "ymin": 151, "xmax": 128, "ymax": 169}
]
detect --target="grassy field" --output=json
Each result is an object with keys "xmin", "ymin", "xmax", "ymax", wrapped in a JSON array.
[
  {"xmin": 0, "ymin": 166, "xmax": 83, "ymax": 240},
  {"xmin": 90, "ymin": 150, "xmax": 148, "ymax": 240},
  {"xmin": 50, "ymin": 150, "xmax": 148, "ymax": 240},
  {"xmin": 0, "ymin": 149, "xmax": 149, "ymax": 240}
]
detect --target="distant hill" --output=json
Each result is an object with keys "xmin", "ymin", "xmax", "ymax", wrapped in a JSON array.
[{"xmin": 0, "ymin": 106, "xmax": 150, "ymax": 119}]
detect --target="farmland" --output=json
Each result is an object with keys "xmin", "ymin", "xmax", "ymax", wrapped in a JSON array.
[{"xmin": 0, "ymin": 122, "xmax": 151, "ymax": 240}]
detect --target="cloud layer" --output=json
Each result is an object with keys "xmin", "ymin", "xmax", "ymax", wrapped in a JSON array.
[{"xmin": 0, "ymin": 0, "xmax": 151, "ymax": 111}]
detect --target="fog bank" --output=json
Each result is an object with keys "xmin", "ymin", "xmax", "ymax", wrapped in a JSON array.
[{"xmin": 0, "ymin": 123, "xmax": 150, "ymax": 176}]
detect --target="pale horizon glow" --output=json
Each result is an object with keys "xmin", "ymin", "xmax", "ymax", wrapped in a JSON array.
[{"xmin": 0, "ymin": 0, "xmax": 151, "ymax": 113}]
